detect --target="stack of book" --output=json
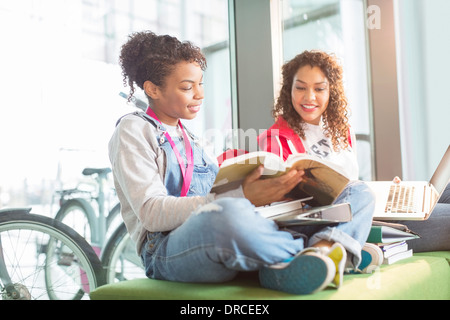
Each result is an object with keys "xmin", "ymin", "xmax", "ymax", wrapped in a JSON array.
[
  {"xmin": 367, "ymin": 222, "xmax": 420, "ymax": 265},
  {"xmin": 378, "ymin": 241, "xmax": 412, "ymax": 265}
]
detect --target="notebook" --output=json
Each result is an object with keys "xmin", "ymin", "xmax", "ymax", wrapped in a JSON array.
[
  {"xmin": 256, "ymin": 197, "xmax": 313, "ymax": 219},
  {"xmin": 270, "ymin": 203, "xmax": 352, "ymax": 226},
  {"xmin": 367, "ymin": 145, "xmax": 450, "ymax": 220}
]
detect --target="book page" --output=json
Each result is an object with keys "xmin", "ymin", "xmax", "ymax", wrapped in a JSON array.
[
  {"xmin": 286, "ymin": 159, "xmax": 349, "ymax": 206},
  {"xmin": 285, "ymin": 153, "xmax": 347, "ymax": 177},
  {"xmin": 213, "ymin": 151, "xmax": 286, "ymax": 186}
]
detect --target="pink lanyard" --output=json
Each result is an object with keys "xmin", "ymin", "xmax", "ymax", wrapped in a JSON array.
[{"xmin": 146, "ymin": 108, "xmax": 194, "ymax": 197}]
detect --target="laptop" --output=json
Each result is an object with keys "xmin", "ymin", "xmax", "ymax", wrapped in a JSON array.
[{"xmin": 367, "ymin": 145, "xmax": 450, "ymax": 220}]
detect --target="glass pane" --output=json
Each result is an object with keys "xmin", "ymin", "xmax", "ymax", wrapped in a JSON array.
[
  {"xmin": 0, "ymin": 0, "xmax": 231, "ymax": 211},
  {"xmin": 281, "ymin": 0, "xmax": 373, "ymax": 180}
]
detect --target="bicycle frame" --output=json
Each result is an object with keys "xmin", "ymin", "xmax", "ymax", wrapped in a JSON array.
[
  {"xmin": 55, "ymin": 167, "xmax": 142, "ymax": 284},
  {"xmin": 0, "ymin": 237, "xmax": 19, "ymax": 299},
  {"xmin": 56, "ymin": 168, "xmax": 114, "ymax": 248},
  {"xmin": 88, "ymin": 168, "xmax": 108, "ymax": 247}
]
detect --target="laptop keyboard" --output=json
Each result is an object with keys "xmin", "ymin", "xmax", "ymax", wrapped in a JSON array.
[{"xmin": 385, "ymin": 185, "xmax": 418, "ymax": 213}]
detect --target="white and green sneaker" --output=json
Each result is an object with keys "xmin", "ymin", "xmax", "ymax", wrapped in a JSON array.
[
  {"xmin": 359, "ymin": 243, "xmax": 383, "ymax": 273},
  {"xmin": 347, "ymin": 243, "xmax": 383, "ymax": 274}
]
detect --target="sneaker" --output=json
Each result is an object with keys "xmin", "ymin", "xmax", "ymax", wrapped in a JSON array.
[
  {"xmin": 320, "ymin": 243, "xmax": 347, "ymax": 288},
  {"xmin": 358, "ymin": 243, "xmax": 383, "ymax": 273},
  {"xmin": 259, "ymin": 249, "xmax": 336, "ymax": 295}
]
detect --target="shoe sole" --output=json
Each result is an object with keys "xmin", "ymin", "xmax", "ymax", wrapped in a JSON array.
[
  {"xmin": 259, "ymin": 254, "xmax": 334, "ymax": 295},
  {"xmin": 327, "ymin": 243, "xmax": 347, "ymax": 288},
  {"xmin": 361, "ymin": 244, "xmax": 383, "ymax": 273}
]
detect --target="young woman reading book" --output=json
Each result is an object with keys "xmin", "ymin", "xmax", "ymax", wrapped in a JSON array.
[
  {"xmin": 258, "ymin": 50, "xmax": 380, "ymax": 291},
  {"xmin": 109, "ymin": 32, "xmax": 374, "ymax": 295}
]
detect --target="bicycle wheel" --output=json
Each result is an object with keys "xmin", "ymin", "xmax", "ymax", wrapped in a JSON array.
[
  {"xmin": 0, "ymin": 211, "xmax": 105, "ymax": 300},
  {"xmin": 54, "ymin": 198, "xmax": 97, "ymax": 246},
  {"xmin": 100, "ymin": 222, "xmax": 144, "ymax": 283}
]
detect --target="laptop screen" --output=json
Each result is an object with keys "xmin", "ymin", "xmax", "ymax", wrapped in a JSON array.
[{"xmin": 430, "ymin": 145, "xmax": 450, "ymax": 195}]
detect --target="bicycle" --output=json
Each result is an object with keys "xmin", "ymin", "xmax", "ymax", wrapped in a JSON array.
[
  {"xmin": 99, "ymin": 221, "xmax": 144, "ymax": 283},
  {"xmin": 0, "ymin": 207, "xmax": 105, "ymax": 300},
  {"xmin": 54, "ymin": 167, "xmax": 121, "ymax": 249},
  {"xmin": 54, "ymin": 167, "xmax": 144, "ymax": 283},
  {"xmin": 51, "ymin": 94, "xmax": 148, "ymax": 284}
]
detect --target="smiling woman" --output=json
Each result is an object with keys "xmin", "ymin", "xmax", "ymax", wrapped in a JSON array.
[
  {"xmin": 280, "ymin": 0, "xmax": 374, "ymax": 181},
  {"xmin": 142, "ymin": 62, "xmax": 205, "ymax": 125},
  {"xmin": 119, "ymin": 31, "xmax": 208, "ymax": 126},
  {"xmin": 291, "ymin": 65, "xmax": 330, "ymax": 125},
  {"xmin": 258, "ymin": 50, "xmax": 358, "ymax": 181},
  {"xmin": 273, "ymin": 50, "xmax": 350, "ymax": 153}
]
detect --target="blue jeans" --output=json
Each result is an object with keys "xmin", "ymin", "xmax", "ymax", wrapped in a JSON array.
[{"xmin": 141, "ymin": 181, "xmax": 375, "ymax": 283}]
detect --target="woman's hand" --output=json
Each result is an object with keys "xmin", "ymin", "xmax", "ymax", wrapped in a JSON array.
[{"xmin": 242, "ymin": 165, "xmax": 304, "ymax": 207}]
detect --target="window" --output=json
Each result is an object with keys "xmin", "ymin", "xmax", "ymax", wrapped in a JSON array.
[{"xmin": 0, "ymin": 0, "xmax": 231, "ymax": 210}]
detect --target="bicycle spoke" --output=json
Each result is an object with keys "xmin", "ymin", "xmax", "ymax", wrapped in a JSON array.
[{"xmin": 0, "ymin": 212, "xmax": 103, "ymax": 300}]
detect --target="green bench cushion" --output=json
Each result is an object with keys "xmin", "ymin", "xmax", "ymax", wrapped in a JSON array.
[
  {"xmin": 90, "ymin": 253, "xmax": 450, "ymax": 300},
  {"xmin": 415, "ymin": 251, "xmax": 450, "ymax": 262}
]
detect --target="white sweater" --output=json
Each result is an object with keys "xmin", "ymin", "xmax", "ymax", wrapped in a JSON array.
[{"xmin": 300, "ymin": 120, "xmax": 359, "ymax": 181}]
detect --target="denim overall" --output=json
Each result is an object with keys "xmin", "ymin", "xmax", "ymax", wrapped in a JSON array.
[{"xmin": 140, "ymin": 115, "xmax": 375, "ymax": 282}]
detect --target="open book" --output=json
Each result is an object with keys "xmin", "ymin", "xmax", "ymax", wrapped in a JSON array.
[{"xmin": 211, "ymin": 151, "xmax": 349, "ymax": 206}]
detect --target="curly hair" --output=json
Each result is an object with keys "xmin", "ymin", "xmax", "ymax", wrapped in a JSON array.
[
  {"xmin": 273, "ymin": 50, "xmax": 350, "ymax": 151},
  {"xmin": 119, "ymin": 30, "xmax": 207, "ymax": 103}
]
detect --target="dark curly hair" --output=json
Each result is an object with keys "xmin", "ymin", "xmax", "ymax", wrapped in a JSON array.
[
  {"xmin": 273, "ymin": 50, "xmax": 350, "ymax": 151},
  {"xmin": 119, "ymin": 30, "xmax": 207, "ymax": 103}
]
